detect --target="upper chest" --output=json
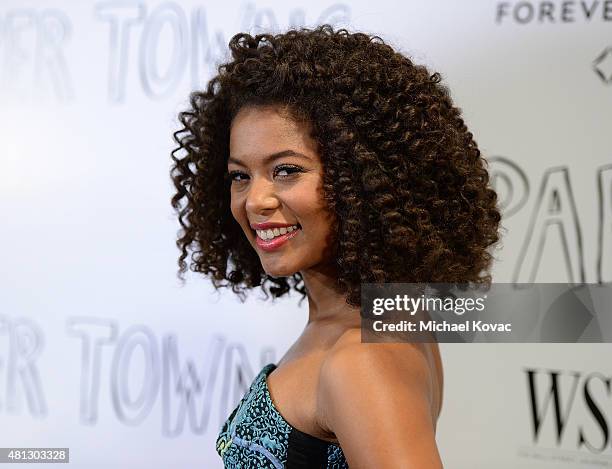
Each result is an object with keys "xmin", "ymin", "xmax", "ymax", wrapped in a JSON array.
[
  {"xmin": 266, "ymin": 346, "xmax": 337, "ymax": 443},
  {"xmin": 268, "ymin": 327, "xmax": 444, "ymax": 441}
]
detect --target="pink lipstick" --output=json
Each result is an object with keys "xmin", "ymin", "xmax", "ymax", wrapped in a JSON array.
[{"xmin": 255, "ymin": 227, "xmax": 301, "ymax": 252}]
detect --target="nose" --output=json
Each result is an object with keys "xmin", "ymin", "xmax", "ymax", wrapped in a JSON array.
[{"xmin": 245, "ymin": 176, "xmax": 280, "ymax": 215}]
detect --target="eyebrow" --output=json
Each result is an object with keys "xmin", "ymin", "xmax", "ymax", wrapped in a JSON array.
[{"xmin": 227, "ymin": 150, "xmax": 311, "ymax": 166}]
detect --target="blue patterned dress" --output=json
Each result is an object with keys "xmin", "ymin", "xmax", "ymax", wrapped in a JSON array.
[{"xmin": 216, "ymin": 363, "xmax": 349, "ymax": 468}]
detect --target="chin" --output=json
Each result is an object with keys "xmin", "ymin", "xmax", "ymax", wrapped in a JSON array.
[{"xmin": 261, "ymin": 262, "xmax": 299, "ymax": 278}]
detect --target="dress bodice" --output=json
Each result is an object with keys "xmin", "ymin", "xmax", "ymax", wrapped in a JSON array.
[{"xmin": 216, "ymin": 363, "xmax": 349, "ymax": 468}]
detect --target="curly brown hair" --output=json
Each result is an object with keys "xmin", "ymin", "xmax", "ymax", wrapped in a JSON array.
[{"xmin": 170, "ymin": 24, "xmax": 502, "ymax": 307}]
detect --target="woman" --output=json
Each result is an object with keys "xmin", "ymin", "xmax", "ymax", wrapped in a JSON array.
[{"xmin": 170, "ymin": 24, "xmax": 501, "ymax": 468}]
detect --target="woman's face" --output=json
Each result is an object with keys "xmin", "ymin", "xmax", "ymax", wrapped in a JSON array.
[{"xmin": 228, "ymin": 105, "xmax": 337, "ymax": 277}]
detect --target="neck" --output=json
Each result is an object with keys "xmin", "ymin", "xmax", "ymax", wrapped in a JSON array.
[{"xmin": 300, "ymin": 263, "xmax": 360, "ymax": 326}]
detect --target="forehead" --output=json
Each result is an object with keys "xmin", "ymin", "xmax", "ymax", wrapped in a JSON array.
[{"xmin": 229, "ymin": 106, "xmax": 318, "ymax": 164}]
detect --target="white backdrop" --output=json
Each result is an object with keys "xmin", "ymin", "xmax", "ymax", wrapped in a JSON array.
[{"xmin": 1, "ymin": 1, "xmax": 611, "ymax": 468}]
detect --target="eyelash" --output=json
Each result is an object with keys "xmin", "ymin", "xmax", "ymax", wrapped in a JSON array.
[{"xmin": 228, "ymin": 164, "xmax": 304, "ymax": 183}]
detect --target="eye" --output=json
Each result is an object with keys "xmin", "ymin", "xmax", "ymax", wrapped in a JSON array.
[
  {"xmin": 274, "ymin": 164, "xmax": 303, "ymax": 178},
  {"xmin": 228, "ymin": 170, "xmax": 248, "ymax": 183}
]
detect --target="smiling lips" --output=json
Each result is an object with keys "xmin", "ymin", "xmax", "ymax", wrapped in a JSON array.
[{"xmin": 254, "ymin": 225, "xmax": 301, "ymax": 252}]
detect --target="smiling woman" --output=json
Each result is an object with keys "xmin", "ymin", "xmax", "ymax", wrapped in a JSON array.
[
  {"xmin": 227, "ymin": 106, "xmax": 337, "ymax": 273},
  {"xmin": 170, "ymin": 24, "xmax": 501, "ymax": 468}
]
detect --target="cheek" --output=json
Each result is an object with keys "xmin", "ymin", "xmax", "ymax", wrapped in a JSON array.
[
  {"xmin": 314, "ymin": 202, "xmax": 338, "ymax": 241},
  {"xmin": 297, "ymin": 199, "xmax": 336, "ymax": 238},
  {"xmin": 321, "ymin": 211, "xmax": 338, "ymax": 243},
  {"xmin": 229, "ymin": 195, "xmax": 253, "ymax": 239},
  {"xmin": 229, "ymin": 197, "xmax": 244, "ymax": 226}
]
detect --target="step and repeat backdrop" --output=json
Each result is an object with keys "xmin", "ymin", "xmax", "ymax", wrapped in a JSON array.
[{"xmin": 1, "ymin": 1, "xmax": 610, "ymax": 468}]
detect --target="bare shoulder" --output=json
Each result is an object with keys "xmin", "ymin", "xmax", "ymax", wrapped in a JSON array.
[
  {"xmin": 316, "ymin": 329, "xmax": 444, "ymax": 468},
  {"xmin": 320, "ymin": 329, "xmax": 440, "ymax": 416}
]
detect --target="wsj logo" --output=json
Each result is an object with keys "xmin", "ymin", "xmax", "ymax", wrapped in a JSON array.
[{"xmin": 526, "ymin": 369, "xmax": 612, "ymax": 453}]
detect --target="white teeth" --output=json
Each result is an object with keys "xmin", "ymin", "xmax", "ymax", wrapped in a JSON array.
[{"xmin": 256, "ymin": 225, "xmax": 299, "ymax": 240}]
